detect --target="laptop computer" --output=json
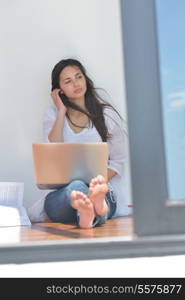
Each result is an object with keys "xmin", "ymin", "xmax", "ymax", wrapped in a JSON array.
[{"xmin": 32, "ymin": 143, "xmax": 108, "ymax": 189}]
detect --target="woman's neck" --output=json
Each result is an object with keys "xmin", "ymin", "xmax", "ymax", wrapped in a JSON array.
[
  {"xmin": 67, "ymin": 96, "xmax": 87, "ymax": 117},
  {"xmin": 67, "ymin": 108, "xmax": 86, "ymax": 118}
]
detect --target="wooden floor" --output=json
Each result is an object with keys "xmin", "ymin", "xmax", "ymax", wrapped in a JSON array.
[
  {"xmin": 0, "ymin": 217, "xmax": 133, "ymax": 244},
  {"xmin": 23, "ymin": 217, "xmax": 133, "ymax": 242}
]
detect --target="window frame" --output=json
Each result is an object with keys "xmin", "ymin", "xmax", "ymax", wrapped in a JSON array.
[
  {"xmin": 1, "ymin": 0, "xmax": 185, "ymax": 264},
  {"xmin": 121, "ymin": 0, "xmax": 185, "ymax": 236}
]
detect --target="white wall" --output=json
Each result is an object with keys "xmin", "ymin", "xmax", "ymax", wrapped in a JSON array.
[{"xmin": 0, "ymin": 0, "xmax": 131, "ymax": 209}]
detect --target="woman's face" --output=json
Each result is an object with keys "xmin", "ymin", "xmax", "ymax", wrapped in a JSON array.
[{"xmin": 59, "ymin": 65, "xmax": 87, "ymax": 99}]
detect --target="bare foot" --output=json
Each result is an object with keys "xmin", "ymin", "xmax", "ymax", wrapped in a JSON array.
[
  {"xmin": 88, "ymin": 175, "xmax": 109, "ymax": 216},
  {"xmin": 70, "ymin": 191, "xmax": 95, "ymax": 229}
]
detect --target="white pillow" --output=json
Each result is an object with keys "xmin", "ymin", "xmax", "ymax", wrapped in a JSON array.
[
  {"xmin": 0, "ymin": 204, "xmax": 31, "ymax": 226},
  {"xmin": 0, "ymin": 182, "xmax": 31, "ymax": 226},
  {"xmin": 0, "ymin": 182, "xmax": 24, "ymax": 206}
]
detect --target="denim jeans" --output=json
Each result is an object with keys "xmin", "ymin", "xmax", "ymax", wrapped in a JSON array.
[{"xmin": 44, "ymin": 179, "xmax": 117, "ymax": 227}]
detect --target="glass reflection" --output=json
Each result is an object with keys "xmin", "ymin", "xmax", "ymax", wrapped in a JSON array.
[{"xmin": 156, "ymin": 0, "xmax": 185, "ymax": 200}]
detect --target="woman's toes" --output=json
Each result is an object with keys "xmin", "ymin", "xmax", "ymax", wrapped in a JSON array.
[
  {"xmin": 84, "ymin": 197, "xmax": 92, "ymax": 206},
  {"xmin": 76, "ymin": 191, "xmax": 83, "ymax": 197},
  {"xmin": 82, "ymin": 194, "xmax": 88, "ymax": 201},
  {"xmin": 97, "ymin": 174, "xmax": 105, "ymax": 184},
  {"xmin": 71, "ymin": 190, "xmax": 77, "ymax": 199},
  {"xmin": 89, "ymin": 182, "xmax": 93, "ymax": 188},
  {"xmin": 90, "ymin": 178, "xmax": 96, "ymax": 186},
  {"xmin": 90, "ymin": 177, "xmax": 99, "ymax": 186}
]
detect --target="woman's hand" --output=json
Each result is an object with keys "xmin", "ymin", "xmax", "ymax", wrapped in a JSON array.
[
  {"xmin": 51, "ymin": 89, "xmax": 67, "ymax": 114},
  {"xmin": 107, "ymin": 168, "xmax": 117, "ymax": 181}
]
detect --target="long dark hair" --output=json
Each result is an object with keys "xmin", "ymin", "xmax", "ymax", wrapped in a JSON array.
[{"xmin": 51, "ymin": 58, "xmax": 123, "ymax": 142}]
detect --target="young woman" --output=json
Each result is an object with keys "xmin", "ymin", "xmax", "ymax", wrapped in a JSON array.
[{"xmin": 29, "ymin": 58, "xmax": 131, "ymax": 228}]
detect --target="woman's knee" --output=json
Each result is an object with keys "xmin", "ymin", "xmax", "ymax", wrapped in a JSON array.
[
  {"xmin": 67, "ymin": 179, "xmax": 88, "ymax": 193},
  {"xmin": 44, "ymin": 193, "xmax": 58, "ymax": 217},
  {"xmin": 44, "ymin": 191, "xmax": 76, "ymax": 223},
  {"xmin": 44, "ymin": 189, "xmax": 65, "ymax": 219}
]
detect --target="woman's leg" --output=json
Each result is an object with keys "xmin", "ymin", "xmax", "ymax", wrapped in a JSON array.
[
  {"xmin": 44, "ymin": 180, "xmax": 89, "ymax": 224},
  {"xmin": 44, "ymin": 176, "xmax": 116, "ymax": 228}
]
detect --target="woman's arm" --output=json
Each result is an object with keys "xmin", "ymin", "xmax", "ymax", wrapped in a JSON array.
[
  {"xmin": 47, "ymin": 89, "xmax": 67, "ymax": 142},
  {"xmin": 48, "ymin": 110, "xmax": 65, "ymax": 142},
  {"xmin": 104, "ymin": 107, "xmax": 127, "ymax": 179},
  {"xmin": 107, "ymin": 168, "xmax": 117, "ymax": 181}
]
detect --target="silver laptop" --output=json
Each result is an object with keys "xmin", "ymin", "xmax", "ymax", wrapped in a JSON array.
[{"xmin": 32, "ymin": 143, "xmax": 108, "ymax": 189}]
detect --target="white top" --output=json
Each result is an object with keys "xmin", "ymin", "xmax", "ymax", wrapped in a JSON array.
[{"xmin": 28, "ymin": 106, "xmax": 132, "ymax": 222}]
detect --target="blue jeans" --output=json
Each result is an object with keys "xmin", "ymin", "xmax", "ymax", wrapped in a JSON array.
[{"xmin": 44, "ymin": 180, "xmax": 116, "ymax": 227}]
